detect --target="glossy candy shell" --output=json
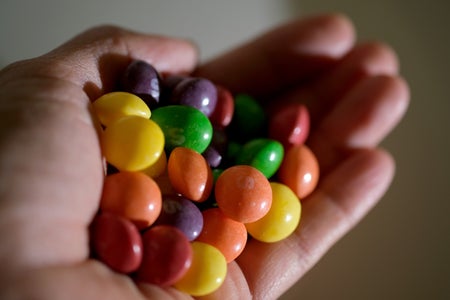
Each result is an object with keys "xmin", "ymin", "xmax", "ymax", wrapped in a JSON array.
[
  {"xmin": 93, "ymin": 91, "xmax": 151, "ymax": 127},
  {"xmin": 196, "ymin": 208, "xmax": 247, "ymax": 263},
  {"xmin": 100, "ymin": 171, "xmax": 162, "ymax": 230},
  {"xmin": 209, "ymin": 85, "xmax": 234, "ymax": 128},
  {"xmin": 277, "ymin": 144, "xmax": 319, "ymax": 199},
  {"xmin": 121, "ymin": 60, "xmax": 161, "ymax": 107},
  {"xmin": 235, "ymin": 138, "xmax": 284, "ymax": 178},
  {"xmin": 215, "ymin": 165, "xmax": 272, "ymax": 223},
  {"xmin": 174, "ymin": 241, "xmax": 227, "ymax": 296},
  {"xmin": 101, "ymin": 116, "xmax": 164, "ymax": 171},
  {"xmin": 154, "ymin": 195, "xmax": 204, "ymax": 241},
  {"xmin": 269, "ymin": 103, "xmax": 310, "ymax": 148},
  {"xmin": 151, "ymin": 105, "xmax": 213, "ymax": 154},
  {"xmin": 245, "ymin": 182, "xmax": 301, "ymax": 243},
  {"xmin": 167, "ymin": 147, "xmax": 213, "ymax": 202},
  {"xmin": 90, "ymin": 212, "xmax": 143, "ymax": 273},
  {"xmin": 171, "ymin": 77, "xmax": 218, "ymax": 117},
  {"xmin": 136, "ymin": 225, "xmax": 193, "ymax": 287}
]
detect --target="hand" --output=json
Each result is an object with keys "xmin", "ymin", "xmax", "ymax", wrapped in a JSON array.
[{"xmin": 0, "ymin": 13, "xmax": 409, "ymax": 300}]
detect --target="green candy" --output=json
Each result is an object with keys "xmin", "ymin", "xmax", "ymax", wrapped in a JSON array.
[
  {"xmin": 235, "ymin": 138, "xmax": 284, "ymax": 178},
  {"xmin": 230, "ymin": 94, "xmax": 267, "ymax": 141},
  {"xmin": 151, "ymin": 105, "xmax": 213, "ymax": 153}
]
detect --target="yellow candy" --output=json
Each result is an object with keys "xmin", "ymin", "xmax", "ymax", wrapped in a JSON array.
[
  {"xmin": 141, "ymin": 150, "xmax": 167, "ymax": 178},
  {"xmin": 245, "ymin": 182, "xmax": 301, "ymax": 243},
  {"xmin": 101, "ymin": 116, "xmax": 164, "ymax": 171},
  {"xmin": 93, "ymin": 91, "xmax": 151, "ymax": 126},
  {"xmin": 174, "ymin": 241, "xmax": 227, "ymax": 296}
]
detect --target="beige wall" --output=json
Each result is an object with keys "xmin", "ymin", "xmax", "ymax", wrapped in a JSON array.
[{"xmin": 1, "ymin": 1, "xmax": 449, "ymax": 299}]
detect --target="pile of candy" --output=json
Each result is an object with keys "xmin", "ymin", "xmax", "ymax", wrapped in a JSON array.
[{"xmin": 89, "ymin": 59, "xmax": 319, "ymax": 296}]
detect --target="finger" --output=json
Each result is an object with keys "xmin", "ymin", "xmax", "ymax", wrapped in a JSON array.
[
  {"xmin": 308, "ymin": 42, "xmax": 400, "ymax": 121},
  {"xmin": 195, "ymin": 13, "xmax": 355, "ymax": 97},
  {"xmin": 275, "ymin": 41, "xmax": 400, "ymax": 124},
  {"xmin": 0, "ymin": 25, "xmax": 198, "ymax": 100},
  {"xmin": 234, "ymin": 148, "xmax": 395, "ymax": 299},
  {"xmin": 308, "ymin": 74, "xmax": 410, "ymax": 174},
  {"xmin": 1, "ymin": 261, "xmax": 192, "ymax": 300}
]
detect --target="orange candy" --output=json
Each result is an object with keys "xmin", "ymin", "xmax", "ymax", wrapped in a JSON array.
[
  {"xmin": 277, "ymin": 144, "xmax": 319, "ymax": 199},
  {"xmin": 195, "ymin": 208, "xmax": 247, "ymax": 263},
  {"xmin": 100, "ymin": 171, "xmax": 162, "ymax": 230},
  {"xmin": 167, "ymin": 147, "xmax": 213, "ymax": 202},
  {"xmin": 215, "ymin": 165, "xmax": 272, "ymax": 223}
]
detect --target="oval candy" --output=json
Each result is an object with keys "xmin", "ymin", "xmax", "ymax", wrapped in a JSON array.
[
  {"xmin": 151, "ymin": 105, "xmax": 213, "ymax": 154},
  {"xmin": 215, "ymin": 165, "xmax": 272, "ymax": 223},
  {"xmin": 93, "ymin": 91, "xmax": 151, "ymax": 127},
  {"xmin": 235, "ymin": 138, "xmax": 284, "ymax": 178},
  {"xmin": 277, "ymin": 144, "xmax": 319, "ymax": 199},
  {"xmin": 101, "ymin": 116, "xmax": 164, "ymax": 171},
  {"xmin": 90, "ymin": 212, "xmax": 143, "ymax": 274}
]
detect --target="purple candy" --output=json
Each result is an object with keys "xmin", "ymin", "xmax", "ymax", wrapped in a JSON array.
[
  {"xmin": 154, "ymin": 195, "xmax": 203, "ymax": 241},
  {"xmin": 170, "ymin": 77, "xmax": 218, "ymax": 117},
  {"xmin": 121, "ymin": 60, "xmax": 161, "ymax": 107},
  {"xmin": 202, "ymin": 146, "xmax": 222, "ymax": 168}
]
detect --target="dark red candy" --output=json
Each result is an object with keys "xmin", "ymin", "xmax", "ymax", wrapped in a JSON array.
[
  {"xmin": 154, "ymin": 195, "xmax": 204, "ymax": 241},
  {"xmin": 121, "ymin": 60, "xmax": 161, "ymax": 107},
  {"xmin": 269, "ymin": 102, "xmax": 310, "ymax": 149},
  {"xmin": 171, "ymin": 77, "xmax": 218, "ymax": 117},
  {"xmin": 209, "ymin": 85, "xmax": 234, "ymax": 128},
  {"xmin": 135, "ymin": 225, "xmax": 193, "ymax": 287},
  {"xmin": 90, "ymin": 211, "xmax": 143, "ymax": 274}
]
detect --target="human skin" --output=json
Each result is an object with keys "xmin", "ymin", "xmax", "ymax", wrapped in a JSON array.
[{"xmin": 0, "ymin": 13, "xmax": 409, "ymax": 300}]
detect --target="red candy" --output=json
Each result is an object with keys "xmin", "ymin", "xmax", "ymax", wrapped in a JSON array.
[
  {"xmin": 100, "ymin": 171, "xmax": 162, "ymax": 230},
  {"xmin": 196, "ymin": 208, "xmax": 247, "ymax": 263},
  {"xmin": 215, "ymin": 165, "xmax": 272, "ymax": 223},
  {"xmin": 209, "ymin": 85, "xmax": 234, "ymax": 128},
  {"xmin": 90, "ymin": 212, "xmax": 143, "ymax": 273},
  {"xmin": 135, "ymin": 225, "xmax": 193, "ymax": 286},
  {"xmin": 269, "ymin": 102, "xmax": 310, "ymax": 149}
]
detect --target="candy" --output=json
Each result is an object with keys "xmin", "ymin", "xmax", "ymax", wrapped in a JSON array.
[
  {"xmin": 121, "ymin": 60, "xmax": 161, "ymax": 107},
  {"xmin": 245, "ymin": 182, "xmax": 301, "ymax": 243},
  {"xmin": 151, "ymin": 105, "xmax": 213, "ymax": 154},
  {"xmin": 88, "ymin": 59, "xmax": 321, "ymax": 296},
  {"xmin": 141, "ymin": 150, "xmax": 167, "ymax": 178},
  {"xmin": 170, "ymin": 77, "xmax": 218, "ymax": 117},
  {"xmin": 215, "ymin": 165, "xmax": 272, "ymax": 223},
  {"xmin": 196, "ymin": 208, "xmax": 247, "ymax": 263},
  {"xmin": 229, "ymin": 94, "xmax": 266, "ymax": 142},
  {"xmin": 269, "ymin": 102, "xmax": 310, "ymax": 149},
  {"xmin": 235, "ymin": 138, "xmax": 284, "ymax": 178},
  {"xmin": 101, "ymin": 116, "xmax": 164, "ymax": 171},
  {"xmin": 90, "ymin": 212, "xmax": 142, "ymax": 273},
  {"xmin": 173, "ymin": 241, "xmax": 227, "ymax": 296},
  {"xmin": 277, "ymin": 144, "xmax": 319, "ymax": 199},
  {"xmin": 209, "ymin": 85, "xmax": 234, "ymax": 128},
  {"xmin": 154, "ymin": 195, "xmax": 204, "ymax": 241},
  {"xmin": 100, "ymin": 171, "xmax": 162, "ymax": 230},
  {"xmin": 202, "ymin": 145, "xmax": 222, "ymax": 168},
  {"xmin": 167, "ymin": 147, "xmax": 213, "ymax": 202},
  {"xmin": 93, "ymin": 91, "xmax": 151, "ymax": 127},
  {"xmin": 136, "ymin": 225, "xmax": 192, "ymax": 287}
]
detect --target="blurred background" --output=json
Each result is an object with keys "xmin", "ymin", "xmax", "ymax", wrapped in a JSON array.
[{"xmin": 1, "ymin": 0, "xmax": 448, "ymax": 299}]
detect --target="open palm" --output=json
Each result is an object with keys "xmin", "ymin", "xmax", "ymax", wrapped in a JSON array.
[{"xmin": 0, "ymin": 14, "xmax": 408, "ymax": 300}]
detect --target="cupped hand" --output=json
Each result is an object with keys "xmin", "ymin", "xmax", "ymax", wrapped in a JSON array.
[{"xmin": 0, "ymin": 14, "xmax": 409, "ymax": 300}]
